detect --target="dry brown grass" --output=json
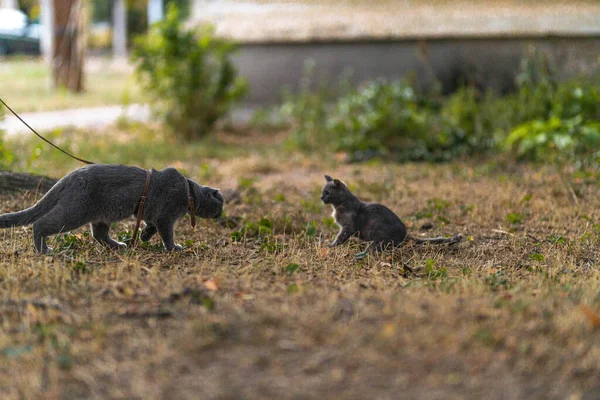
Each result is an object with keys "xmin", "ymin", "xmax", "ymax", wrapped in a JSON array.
[{"xmin": 1, "ymin": 127, "xmax": 600, "ymax": 399}]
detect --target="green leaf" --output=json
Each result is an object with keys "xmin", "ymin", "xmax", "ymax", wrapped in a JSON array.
[
  {"xmin": 529, "ymin": 253, "xmax": 545, "ymax": 262},
  {"xmin": 284, "ymin": 263, "xmax": 300, "ymax": 275}
]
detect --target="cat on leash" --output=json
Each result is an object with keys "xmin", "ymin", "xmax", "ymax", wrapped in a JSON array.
[{"xmin": 0, "ymin": 164, "xmax": 223, "ymax": 253}]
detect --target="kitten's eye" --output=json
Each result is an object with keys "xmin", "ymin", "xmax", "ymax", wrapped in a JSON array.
[{"xmin": 324, "ymin": 190, "xmax": 329, "ymax": 195}]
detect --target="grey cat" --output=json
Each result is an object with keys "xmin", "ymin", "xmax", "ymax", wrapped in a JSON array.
[
  {"xmin": 0, "ymin": 164, "xmax": 223, "ymax": 253},
  {"xmin": 321, "ymin": 175, "xmax": 462, "ymax": 252}
]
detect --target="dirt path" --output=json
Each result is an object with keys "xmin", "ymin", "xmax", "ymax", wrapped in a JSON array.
[
  {"xmin": 0, "ymin": 104, "xmax": 150, "ymax": 136},
  {"xmin": 0, "ymin": 105, "xmax": 256, "ymax": 136}
]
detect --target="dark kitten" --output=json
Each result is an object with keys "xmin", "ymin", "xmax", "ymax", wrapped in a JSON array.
[
  {"xmin": 0, "ymin": 164, "xmax": 223, "ymax": 253},
  {"xmin": 321, "ymin": 175, "xmax": 462, "ymax": 251}
]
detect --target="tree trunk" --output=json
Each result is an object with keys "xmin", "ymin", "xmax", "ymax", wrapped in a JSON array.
[
  {"xmin": 52, "ymin": 0, "xmax": 86, "ymax": 92},
  {"xmin": 112, "ymin": 0, "xmax": 128, "ymax": 58},
  {"xmin": 40, "ymin": 0, "xmax": 54, "ymax": 64},
  {"xmin": 0, "ymin": 171, "xmax": 57, "ymax": 194}
]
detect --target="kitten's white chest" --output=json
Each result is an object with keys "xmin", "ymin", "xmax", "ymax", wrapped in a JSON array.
[{"xmin": 331, "ymin": 206, "xmax": 341, "ymax": 227}]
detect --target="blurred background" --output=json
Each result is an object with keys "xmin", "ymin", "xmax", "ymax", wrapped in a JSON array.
[
  {"xmin": 0, "ymin": 0, "xmax": 599, "ymax": 167},
  {"xmin": 2, "ymin": 3, "xmax": 600, "ymax": 398}
]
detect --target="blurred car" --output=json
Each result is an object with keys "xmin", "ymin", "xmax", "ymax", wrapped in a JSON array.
[{"xmin": 0, "ymin": 8, "xmax": 41, "ymax": 55}]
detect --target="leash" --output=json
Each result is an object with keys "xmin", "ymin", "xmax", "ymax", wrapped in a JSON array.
[
  {"xmin": 0, "ymin": 97, "xmax": 95, "ymax": 165},
  {"xmin": 131, "ymin": 169, "xmax": 152, "ymax": 247},
  {"xmin": 187, "ymin": 180, "xmax": 196, "ymax": 229}
]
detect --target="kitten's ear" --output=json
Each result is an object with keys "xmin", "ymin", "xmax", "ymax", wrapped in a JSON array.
[
  {"xmin": 324, "ymin": 175, "xmax": 333, "ymax": 182},
  {"xmin": 333, "ymin": 179, "xmax": 343, "ymax": 187}
]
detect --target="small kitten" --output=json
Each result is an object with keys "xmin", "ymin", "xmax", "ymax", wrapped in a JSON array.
[
  {"xmin": 321, "ymin": 175, "xmax": 462, "ymax": 251},
  {"xmin": 0, "ymin": 164, "xmax": 223, "ymax": 253}
]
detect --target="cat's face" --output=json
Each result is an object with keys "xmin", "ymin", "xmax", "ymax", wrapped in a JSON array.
[
  {"xmin": 196, "ymin": 185, "xmax": 224, "ymax": 219},
  {"xmin": 321, "ymin": 175, "xmax": 350, "ymax": 206}
]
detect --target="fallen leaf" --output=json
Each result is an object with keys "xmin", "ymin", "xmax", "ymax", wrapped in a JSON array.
[
  {"xmin": 380, "ymin": 322, "xmax": 396, "ymax": 338},
  {"xmin": 579, "ymin": 304, "xmax": 600, "ymax": 327},
  {"xmin": 204, "ymin": 278, "xmax": 219, "ymax": 292}
]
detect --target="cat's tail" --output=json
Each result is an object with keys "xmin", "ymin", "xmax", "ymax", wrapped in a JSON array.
[
  {"xmin": 0, "ymin": 185, "xmax": 61, "ymax": 228},
  {"xmin": 407, "ymin": 233, "xmax": 463, "ymax": 245}
]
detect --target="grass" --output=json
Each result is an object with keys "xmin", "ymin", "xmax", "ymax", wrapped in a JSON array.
[
  {"xmin": 1, "ymin": 125, "xmax": 600, "ymax": 398},
  {"xmin": 0, "ymin": 57, "xmax": 143, "ymax": 113}
]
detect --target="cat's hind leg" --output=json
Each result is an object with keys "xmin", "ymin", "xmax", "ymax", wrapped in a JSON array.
[
  {"xmin": 33, "ymin": 225, "xmax": 50, "ymax": 254},
  {"xmin": 33, "ymin": 207, "xmax": 86, "ymax": 253},
  {"xmin": 140, "ymin": 222, "xmax": 157, "ymax": 242},
  {"xmin": 156, "ymin": 219, "xmax": 182, "ymax": 251},
  {"xmin": 368, "ymin": 240, "xmax": 394, "ymax": 254},
  {"xmin": 91, "ymin": 222, "xmax": 126, "ymax": 250}
]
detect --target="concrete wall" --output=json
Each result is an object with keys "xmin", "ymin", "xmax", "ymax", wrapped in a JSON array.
[{"xmin": 234, "ymin": 37, "xmax": 600, "ymax": 105}]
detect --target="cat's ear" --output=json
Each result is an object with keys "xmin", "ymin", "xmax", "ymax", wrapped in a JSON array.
[
  {"xmin": 324, "ymin": 175, "xmax": 333, "ymax": 182},
  {"xmin": 333, "ymin": 179, "xmax": 343, "ymax": 187}
]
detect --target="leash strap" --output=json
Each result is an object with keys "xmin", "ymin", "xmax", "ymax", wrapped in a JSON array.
[
  {"xmin": 130, "ymin": 172, "xmax": 196, "ymax": 247},
  {"xmin": 188, "ymin": 196, "xmax": 196, "ymax": 228},
  {"xmin": 131, "ymin": 169, "xmax": 152, "ymax": 247},
  {"xmin": 187, "ymin": 180, "xmax": 196, "ymax": 228},
  {"xmin": 0, "ymin": 97, "xmax": 95, "ymax": 165}
]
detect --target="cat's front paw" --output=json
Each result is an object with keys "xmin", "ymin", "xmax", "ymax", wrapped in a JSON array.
[
  {"xmin": 39, "ymin": 246, "xmax": 53, "ymax": 255},
  {"xmin": 327, "ymin": 241, "xmax": 337, "ymax": 248},
  {"xmin": 171, "ymin": 244, "xmax": 183, "ymax": 252}
]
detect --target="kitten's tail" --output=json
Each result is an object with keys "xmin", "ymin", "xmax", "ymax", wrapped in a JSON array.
[
  {"xmin": 0, "ymin": 186, "xmax": 61, "ymax": 228},
  {"xmin": 407, "ymin": 234, "xmax": 463, "ymax": 245}
]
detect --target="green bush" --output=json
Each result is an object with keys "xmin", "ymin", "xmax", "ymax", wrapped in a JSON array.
[
  {"xmin": 506, "ymin": 115, "xmax": 600, "ymax": 167},
  {"xmin": 327, "ymin": 79, "xmax": 460, "ymax": 161},
  {"xmin": 283, "ymin": 78, "xmax": 502, "ymax": 162},
  {"xmin": 132, "ymin": 4, "xmax": 247, "ymax": 140},
  {"xmin": 258, "ymin": 53, "xmax": 600, "ymax": 168},
  {"xmin": 505, "ymin": 79, "xmax": 600, "ymax": 168}
]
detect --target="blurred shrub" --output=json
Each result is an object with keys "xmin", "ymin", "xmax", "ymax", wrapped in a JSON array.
[
  {"xmin": 276, "ymin": 76, "xmax": 500, "ymax": 162},
  {"xmin": 260, "ymin": 53, "xmax": 600, "ymax": 168},
  {"xmin": 504, "ymin": 55, "xmax": 600, "ymax": 167},
  {"xmin": 505, "ymin": 85, "xmax": 600, "ymax": 168},
  {"xmin": 329, "ymin": 80, "xmax": 500, "ymax": 162},
  {"xmin": 506, "ymin": 116, "xmax": 600, "ymax": 166},
  {"xmin": 132, "ymin": 4, "xmax": 247, "ymax": 140}
]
